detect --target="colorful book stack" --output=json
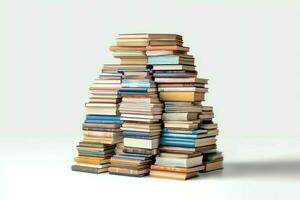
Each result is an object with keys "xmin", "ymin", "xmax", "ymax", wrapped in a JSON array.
[
  {"xmin": 148, "ymin": 36, "xmax": 223, "ymax": 180},
  {"xmin": 71, "ymin": 71, "xmax": 123, "ymax": 174},
  {"xmin": 108, "ymin": 34, "xmax": 166, "ymax": 177},
  {"xmin": 72, "ymin": 33, "xmax": 223, "ymax": 179}
]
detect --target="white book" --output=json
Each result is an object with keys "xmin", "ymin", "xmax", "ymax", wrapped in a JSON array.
[
  {"xmin": 155, "ymin": 156, "xmax": 203, "ymax": 168},
  {"xmin": 124, "ymin": 138, "xmax": 159, "ymax": 149}
]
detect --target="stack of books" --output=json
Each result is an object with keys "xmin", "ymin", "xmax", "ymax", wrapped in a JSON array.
[
  {"xmin": 72, "ymin": 33, "xmax": 223, "ymax": 178},
  {"xmin": 108, "ymin": 34, "xmax": 165, "ymax": 177},
  {"xmin": 71, "ymin": 72, "xmax": 123, "ymax": 174},
  {"xmin": 148, "ymin": 35, "xmax": 223, "ymax": 180},
  {"xmin": 199, "ymin": 106, "xmax": 223, "ymax": 172}
]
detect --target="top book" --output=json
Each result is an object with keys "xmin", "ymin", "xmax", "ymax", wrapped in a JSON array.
[
  {"xmin": 118, "ymin": 33, "xmax": 182, "ymax": 40},
  {"xmin": 116, "ymin": 34, "xmax": 183, "ymax": 47}
]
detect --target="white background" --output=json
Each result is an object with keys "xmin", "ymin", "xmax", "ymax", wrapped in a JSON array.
[{"xmin": 1, "ymin": 0, "xmax": 300, "ymax": 200}]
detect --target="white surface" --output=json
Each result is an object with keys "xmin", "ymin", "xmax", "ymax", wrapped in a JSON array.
[
  {"xmin": 1, "ymin": 136, "xmax": 300, "ymax": 200},
  {"xmin": 1, "ymin": 0, "xmax": 300, "ymax": 199}
]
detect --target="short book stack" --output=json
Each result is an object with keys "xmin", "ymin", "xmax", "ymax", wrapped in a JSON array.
[
  {"xmin": 148, "ymin": 35, "xmax": 223, "ymax": 180},
  {"xmin": 71, "ymin": 70, "xmax": 123, "ymax": 174}
]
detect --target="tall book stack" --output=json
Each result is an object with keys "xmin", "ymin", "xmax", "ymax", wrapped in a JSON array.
[
  {"xmin": 108, "ymin": 34, "xmax": 166, "ymax": 177},
  {"xmin": 71, "ymin": 70, "xmax": 123, "ymax": 174},
  {"xmin": 147, "ymin": 36, "xmax": 223, "ymax": 180}
]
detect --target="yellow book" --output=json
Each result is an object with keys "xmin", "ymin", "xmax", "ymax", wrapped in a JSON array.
[
  {"xmin": 159, "ymin": 92, "xmax": 205, "ymax": 102},
  {"xmin": 74, "ymin": 156, "xmax": 110, "ymax": 165}
]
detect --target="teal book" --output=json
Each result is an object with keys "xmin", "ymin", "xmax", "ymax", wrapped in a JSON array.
[{"xmin": 148, "ymin": 55, "xmax": 181, "ymax": 65}]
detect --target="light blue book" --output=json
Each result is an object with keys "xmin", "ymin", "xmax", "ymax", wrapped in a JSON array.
[
  {"xmin": 160, "ymin": 139, "xmax": 195, "ymax": 148},
  {"xmin": 161, "ymin": 133, "xmax": 200, "ymax": 139},
  {"xmin": 148, "ymin": 55, "xmax": 180, "ymax": 64},
  {"xmin": 122, "ymin": 79, "xmax": 154, "ymax": 88},
  {"xmin": 86, "ymin": 115, "xmax": 121, "ymax": 121}
]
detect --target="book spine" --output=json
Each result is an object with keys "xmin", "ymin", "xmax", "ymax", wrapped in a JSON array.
[
  {"xmin": 86, "ymin": 115, "xmax": 121, "ymax": 121},
  {"xmin": 150, "ymin": 165, "xmax": 186, "ymax": 173},
  {"xmin": 161, "ymin": 133, "xmax": 198, "ymax": 139},
  {"xmin": 159, "ymin": 139, "xmax": 195, "ymax": 148},
  {"xmin": 148, "ymin": 56, "xmax": 178, "ymax": 64},
  {"xmin": 84, "ymin": 119, "xmax": 123, "ymax": 124}
]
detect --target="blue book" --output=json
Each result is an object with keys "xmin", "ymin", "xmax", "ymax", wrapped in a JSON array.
[
  {"xmin": 123, "ymin": 131, "xmax": 150, "ymax": 137},
  {"xmin": 160, "ymin": 140, "xmax": 195, "ymax": 148},
  {"xmin": 162, "ymin": 133, "xmax": 200, "ymax": 139},
  {"xmin": 86, "ymin": 115, "xmax": 121, "ymax": 121},
  {"xmin": 84, "ymin": 119, "xmax": 123, "ymax": 124},
  {"xmin": 122, "ymin": 82, "xmax": 152, "ymax": 88},
  {"xmin": 160, "ymin": 137, "xmax": 195, "ymax": 143},
  {"xmin": 122, "ymin": 79, "xmax": 152, "ymax": 83},
  {"xmin": 148, "ymin": 55, "xmax": 181, "ymax": 65}
]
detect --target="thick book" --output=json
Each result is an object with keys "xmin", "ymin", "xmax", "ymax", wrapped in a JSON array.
[
  {"xmin": 108, "ymin": 167, "xmax": 149, "ymax": 177},
  {"xmin": 162, "ymin": 112, "xmax": 198, "ymax": 121},
  {"xmin": 85, "ymin": 107, "xmax": 118, "ymax": 116},
  {"xmin": 155, "ymin": 155, "xmax": 203, "ymax": 168},
  {"xmin": 124, "ymin": 138, "xmax": 159, "ymax": 149},
  {"xmin": 148, "ymin": 55, "xmax": 194, "ymax": 65},
  {"xmin": 74, "ymin": 156, "xmax": 110, "ymax": 165},
  {"xmin": 150, "ymin": 165, "xmax": 204, "ymax": 173},
  {"xmin": 160, "ymin": 137, "xmax": 216, "ymax": 148},
  {"xmin": 159, "ymin": 92, "xmax": 205, "ymax": 102}
]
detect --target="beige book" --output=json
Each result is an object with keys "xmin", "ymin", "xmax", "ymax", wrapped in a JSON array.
[{"xmin": 124, "ymin": 138, "xmax": 159, "ymax": 149}]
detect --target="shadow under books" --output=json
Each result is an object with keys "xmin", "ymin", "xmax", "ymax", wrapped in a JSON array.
[{"xmin": 198, "ymin": 159, "xmax": 300, "ymax": 180}]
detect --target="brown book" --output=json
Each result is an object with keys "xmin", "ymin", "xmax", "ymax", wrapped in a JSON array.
[
  {"xmin": 146, "ymin": 46, "xmax": 189, "ymax": 51},
  {"xmin": 155, "ymin": 77, "xmax": 208, "ymax": 84},
  {"xmin": 74, "ymin": 156, "xmax": 110, "ymax": 165},
  {"xmin": 159, "ymin": 92, "xmax": 205, "ymax": 102},
  {"xmin": 150, "ymin": 165, "xmax": 204, "ymax": 173},
  {"xmin": 203, "ymin": 160, "xmax": 224, "ymax": 172},
  {"xmin": 108, "ymin": 167, "xmax": 149, "ymax": 176},
  {"xmin": 150, "ymin": 170, "xmax": 199, "ymax": 180}
]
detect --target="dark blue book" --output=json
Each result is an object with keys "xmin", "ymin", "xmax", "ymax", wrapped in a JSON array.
[
  {"xmin": 123, "ymin": 131, "xmax": 154, "ymax": 139},
  {"xmin": 84, "ymin": 119, "xmax": 123, "ymax": 124},
  {"xmin": 160, "ymin": 139, "xmax": 195, "ymax": 148},
  {"xmin": 86, "ymin": 115, "xmax": 121, "ymax": 121}
]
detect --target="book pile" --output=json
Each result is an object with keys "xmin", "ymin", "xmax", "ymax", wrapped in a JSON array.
[
  {"xmin": 71, "ymin": 71, "xmax": 123, "ymax": 174},
  {"xmin": 72, "ymin": 33, "xmax": 223, "ymax": 179},
  {"xmin": 199, "ymin": 106, "xmax": 224, "ymax": 172},
  {"xmin": 108, "ymin": 34, "xmax": 165, "ymax": 177},
  {"xmin": 148, "ymin": 36, "xmax": 223, "ymax": 180}
]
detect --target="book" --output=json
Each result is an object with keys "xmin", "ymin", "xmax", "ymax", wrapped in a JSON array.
[
  {"xmin": 150, "ymin": 170, "xmax": 199, "ymax": 180},
  {"xmin": 71, "ymin": 165, "xmax": 109, "ymax": 174},
  {"xmin": 155, "ymin": 155, "xmax": 203, "ymax": 168},
  {"xmin": 148, "ymin": 55, "xmax": 194, "ymax": 65},
  {"xmin": 150, "ymin": 165, "xmax": 204, "ymax": 173},
  {"xmin": 124, "ymin": 138, "xmax": 159, "ymax": 149},
  {"xmin": 160, "ymin": 137, "xmax": 216, "ymax": 148},
  {"xmin": 159, "ymin": 92, "xmax": 205, "ymax": 102}
]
